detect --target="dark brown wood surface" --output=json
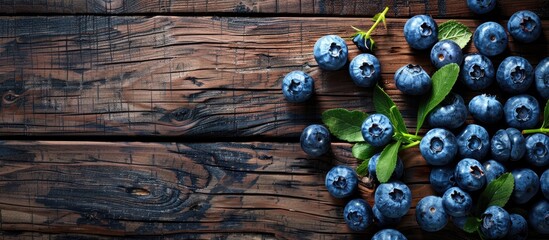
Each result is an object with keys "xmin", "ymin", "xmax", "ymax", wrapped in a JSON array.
[{"xmin": 0, "ymin": 1, "xmax": 548, "ymax": 239}]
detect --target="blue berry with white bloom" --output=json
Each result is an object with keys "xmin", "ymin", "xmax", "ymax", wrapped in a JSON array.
[
  {"xmin": 483, "ymin": 160, "xmax": 506, "ymax": 183},
  {"xmin": 282, "ymin": 71, "xmax": 314, "ymax": 102},
  {"xmin": 420, "ymin": 128, "xmax": 458, "ymax": 166},
  {"xmin": 403, "ymin": 15, "xmax": 438, "ymax": 50},
  {"xmin": 371, "ymin": 229, "xmax": 407, "ymax": 240},
  {"xmin": 300, "ymin": 124, "xmax": 330, "ymax": 157},
  {"xmin": 474, "ymin": 22, "xmax": 508, "ymax": 57},
  {"xmin": 468, "ymin": 94, "xmax": 502, "ymax": 124},
  {"xmin": 430, "ymin": 40, "xmax": 464, "ymax": 69},
  {"xmin": 349, "ymin": 53, "xmax": 381, "ymax": 88},
  {"xmin": 529, "ymin": 199, "xmax": 549, "ymax": 234},
  {"xmin": 503, "ymin": 94, "xmax": 540, "ymax": 130},
  {"xmin": 416, "ymin": 196, "xmax": 448, "ymax": 232},
  {"xmin": 535, "ymin": 57, "xmax": 549, "ymax": 99},
  {"xmin": 428, "ymin": 93, "xmax": 468, "ymax": 129},
  {"xmin": 490, "ymin": 128, "xmax": 526, "ymax": 162},
  {"xmin": 442, "ymin": 187, "xmax": 473, "ymax": 217},
  {"xmin": 313, "ymin": 35, "xmax": 348, "ymax": 71},
  {"xmin": 325, "ymin": 165, "xmax": 357, "ymax": 198},
  {"xmin": 496, "ymin": 56, "xmax": 534, "ymax": 94},
  {"xmin": 511, "ymin": 168, "xmax": 539, "ymax": 204},
  {"xmin": 455, "ymin": 158, "xmax": 486, "ymax": 192},
  {"xmin": 481, "ymin": 206, "xmax": 511, "ymax": 239},
  {"xmin": 343, "ymin": 198, "xmax": 373, "ymax": 231},
  {"xmin": 525, "ymin": 133, "xmax": 549, "ymax": 167},
  {"xmin": 394, "ymin": 64, "xmax": 432, "ymax": 95},
  {"xmin": 361, "ymin": 113, "xmax": 394, "ymax": 147},
  {"xmin": 374, "ymin": 181, "xmax": 412, "ymax": 218},
  {"xmin": 460, "ymin": 53, "xmax": 495, "ymax": 90},
  {"xmin": 457, "ymin": 124, "xmax": 490, "ymax": 160},
  {"xmin": 508, "ymin": 10, "xmax": 542, "ymax": 43},
  {"xmin": 430, "ymin": 166, "xmax": 457, "ymax": 194}
]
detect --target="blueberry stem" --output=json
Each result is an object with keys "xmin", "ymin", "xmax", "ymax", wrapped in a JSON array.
[
  {"xmin": 400, "ymin": 140, "xmax": 420, "ymax": 150},
  {"xmin": 522, "ymin": 128, "xmax": 549, "ymax": 135},
  {"xmin": 401, "ymin": 133, "xmax": 423, "ymax": 141},
  {"xmin": 365, "ymin": 7, "xmax": 389, "ymax": 37}
]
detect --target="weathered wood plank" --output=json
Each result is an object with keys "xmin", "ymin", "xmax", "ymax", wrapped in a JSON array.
[
  {"xmin": 0, "ymin": 16, "xmax": 547, "ymax": 137},
  {"xmin": 0, "ymin": 141, "xmax": 481, "ymax": 239},
  {"xmin": 0, "ymin": 0, "xmax": 546, "ymax": 18}
]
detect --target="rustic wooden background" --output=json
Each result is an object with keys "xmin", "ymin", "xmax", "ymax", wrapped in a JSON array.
[{"xmin": 0, "ymin": 0, "xmax": 547, "ymax": 239}]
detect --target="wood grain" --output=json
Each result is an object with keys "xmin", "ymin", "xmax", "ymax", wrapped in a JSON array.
[
  {"xmin": 0, "ymin": 0, "xmax": 546, "ymax": 18},
  {"xmin": 0, "ymin": 140, "xmax": 476, "ymax": 239},
  {"xmin": 0, "ymin": 16, "xmax": 547, "ymax": 137}
]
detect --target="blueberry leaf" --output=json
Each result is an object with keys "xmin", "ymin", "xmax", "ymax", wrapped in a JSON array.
[
  {"xmin": 374, "ymin": 84, "xmax": 408, "ymax": 134},
  {"xmin": 376, "ymin": 140, "xmax": 401, "ymax": 183},
  {"xmin": 322, "ymin": 108, "xmax": 367, "ymax": 142},
  {"xmin": 463, "ymin": 217, "xmax": 480, "ymax": 233},
  {"xmin": 543, "ymin": 99, "xmax": 549, "ymax": 128},
  {"xmin": 352, "ymin": 142, "xmax": 378, "ymax": 161},
  {"xmin": 356, "ymin": 158, "xmax": 370, "ymax": 176},
  {"xmin": 476, "ymin": 172, "xmax": 514, "ymax": 214},
  {"xmin": 438, "ymin": 20, "xmax": 472, "ymax": 49},
  {"xmin": 416, "ymin": 63, "xmax": 460, "ymax": 134}
]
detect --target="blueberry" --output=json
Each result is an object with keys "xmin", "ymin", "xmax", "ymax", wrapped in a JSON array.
[
  {"xmin": 496, "ymin": 56, "xmax": 534, "ymax": 94},
  {"xmin": 403, "ymin": 15, "xmax": 438, "ymax": 50},
  {"xmin": 455, "ymin": 158, "xmax": 486, "ymax": 192},
  {"xmin": 483, "ymin": 160, "xmax": 507, "ymax": 183},
  {"xmin": 361, "ymin": 113, "xmax": 394, "ymax": 147},
  {"xmin": 416, "ymin": 196, "xmax": 448, "ymax": 232},
  {"xmin": 371, "ymin": 229, "xmax": 407, "ymax": 240},
  {"xmin": 528, "ymin": 199, "xmax": 549, "ymax": 234},
  {"xmin": 313, "ymin": 35, "xmax": 348, "ymax": 71},
  {"xmin": 349, "ymin": 53, "xmax": 381, "ymax": 88},
  {"xmin": 491, "ymin": 128, "xmax": 526, "ymax": 162},
  {"xmin": 507, "ymin": 213, "xmax": 529, "ymax": 240},
  {"xmin": 525, "ymin": 133, "xmax": 549, "ymax": 167},
  {"xmin": 461, "ymin": 53, "xmax": 495, "ymax": 90},
  {"xmin": 430, "ymin": 40, "xmax": 464, "ymax": 69},
  {"xmin": 508, "ymin": 10, "xmax": 542, "ymax": 43},
  {"xmin": 511, "ymin": 168, "xmax": 540, "ymax": 204},
  {"xmin": 300, "ymin": 124, "xmax": 331, "ymax": 157},
  {"xmin": 372, "ymin": 204, "xmax": 401, "ymax": 227},
  {"xmin": 428, "ymin": 93, "xmax": 468, "ymax": 129},
  {"xmin": 420, "ymin": 128, "xmax": 458, "ymax": 166},
  {"xmin": 368, "ymin": 153, "xmax": 404, "ymax": 181},
  {"xmin": 352, "ymin": 34, "xmax": 375, "ymax": 53},
  {"xmin": 281, "ymin": 71, "xmax": 314, "ymax": 102},
  {"xmin": 325, "ymin": 165, "xmax": 358, "ymax": 198},
  {"xmin": 541, "ymin": 169, "xmax": 549, "ymax": 200},
  {"xmin": 473, "ymin": 22, "xmax": 508, "ymax": 57},
  {"xmin": 481, "ymin": 206, "xmax": 511, "ymax": 239},
  {"xmin": 343, "ymin": 198, "xmax": 373, "ymax": 231},
  {"xmin": 466, "ymin": 0, "xmax": 496, "ymax": 14},
  {"xmin": 468, "ymin": 94, "xmax": 503, "ymax": 124},
  {"xmin": 394, "ymin": 64, "xmax": 432, "ymax": 95},
  {"xmin": 503, "ymin": 94, "xmax": 540, "ymax": 130},
  {"xmin": 430, "ymin": 166, "xmax": 457, "ymax": 194},
  {"xmin": 374, "ymin": 181, "xmax": 412, "ymax": 218},
  {"xmin": 535, "ymin": 57, "xmax": 549, "ymax": 99},
  {"xmin": 442, "ymin": 187, "xmax": 473, "ymax": 218},
  {"xmin": 457, "ymin": 124, "xmax": 490, "ymax": 160}
]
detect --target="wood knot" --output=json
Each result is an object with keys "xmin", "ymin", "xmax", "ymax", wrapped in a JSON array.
[
  {"xmin": 125, "ymin": 187, "xmax": 150, "ymax": 196},
  {"xmin": 2, "ymin": 91, "xmax": 19, "ymax": 104}
]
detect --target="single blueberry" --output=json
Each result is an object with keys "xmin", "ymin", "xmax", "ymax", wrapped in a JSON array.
[
  {"xmin": 325, "ymin": 165, "xmax": 358, "ymax": 198},
  {"xmin": 496, "ymin": 56, "xmax": 534, "ymax": 94},
  {"xmin": 467, "ymin": 0, "xmax": 496, "ymax": 14},
  {"xmin": 503, "ymin": 94, "xmax": 540, "ymax": 130},
  {"xmin": 491, "ymin": 128, "xmax": 526, "ymax": 162},
  {"xmin": 313, "ymin": 35, "xmax": 348, "ymax": 71},
  {"xmin": 507, "ymin": 213, "xmax": 529, "ymax": 240},
  {"xmin": 420, "ymin": 128, "xmax": 458, "ymax": 166},
  {"xmin": 300, "ymin": 124, "xmax": 331, "ymax": 157},
  {"xmin": 368, "ymin": 153, "xmax": 404, "ymax": 182},
  {"xmin": 461, "ymin": 53, "xmax": 495, "ymax": 90},
  {"xmin": 442, "ymin": 187, "xmax": 473, "ymax": 217},
  {"xmin": 430, "ymin": 166, "xmax": 457, "ymax": 194},
  {"xmin": 428, "ymin": 93, "xmax": 468, "ymax": 129},
  {"xmin": 372, "ymin": 204, "xmax": 401, "ymax": 227},
  {"xmin": 455, "ymin": 158, "xmax": 486, "ymax": 192},
  {"xmin": 361, "ymin": 113, "xmax": 394, "ymax": 147},
  {"xmin": 483, "ymin": 160, "xmax": 507, "ymax": 183},
  {"xmin": 535, "ymin": 57, "xmax": 549, "ymax": 99},
  {"xmin": 430, "ymin": 40, "xmax": 464, "ymax": 69},
  {"xmin": 403, "ymin": 15, "xmax": 438, "ymax": 50},
  {"xmin": 394, "ymin": 64, "xmax": 432, "ymax": 95},
  {"xmin": 468, "ymin": 94, "xmax": 503, "ymax": 124},
  {"xmin": 481, "ymin": 206, "xmax": 511, "ymax": 239},
  {"xmin": 541, "ymin": 169, "xmax": 549, "ymax": 200},
  {"xmin": 473, "ymin": 22, "xmax": 508, "ymax": 57},
  {"xmin": 349, "ymin": 53, "xmax": 381, "ymax": 88},
  {"xmin": 525, "ymin": 133, "xmax": 549, "ymax": 167},
  {"xmin": 416, "ymin": 196, "xmax": 448, "ymax": 232},
  {"xmin": 343, "ymin": 198, "xmax": 373, "ymax": 231},
  {"xmin": 508, "ymin": 10, "xmax": 542, "ymax": 43},
  {"xmin": 352, "ymin": 34, "xmax": 375, "ymax": 53},
  {"xmin": 528, "ymin": 199, "xmax": 549, "ymax": 234},
  {"xmin": 511, "ymin": 168, "xmax": 540, "ymax": 204},
  {"xmin": 374, "ymin": 181, "xmax": 412, "ymax": 218},
  {"xmin": 371, "ymin": 229, "xmax": 407, "ymax": 240},
  {"xmin": 457, "ymin": 124, "xmax": 490, "ymax": 160},
  {"xmin": 281, "ymin": 71, "xmax": 314, "ymax": 102}
]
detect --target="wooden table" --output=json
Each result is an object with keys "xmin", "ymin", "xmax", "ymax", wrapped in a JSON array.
[{"xmin": 0, "ymin": 1, "xmax": 547, "ymax": 239}]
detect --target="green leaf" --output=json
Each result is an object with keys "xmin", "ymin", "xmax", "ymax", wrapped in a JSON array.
[
  {"xmin": 374, "ymin": 85, "xmax": 408, "ymax": 134},
  {"xmin": 438, "ymin": 20, "xmax": 473, "ymax": 49},
  {"xmin": 375, "ymin": 141, "xmax": 401, "ymax": 183},
  {"xmin": 463, "ymin": 217, "xmax": 481, "ymax": 234},
  {"xmin": 477, "ymin": 173, "xmax": 515, "ymax": 214},
  {"xmin": 352, "ymin": 142, "xmax": 377, "ymax": 161},
  {"xmin": 322, "ymin": 108, "xmax": 368, "ymax": 142},
  {"xmin": 543, "ymin": 99, "xmax": 549, "ymax": 128},
  {"xmin": 416, "ymin": 63, "xmax": 460, "ymax": 134},
  {"xmin": 356, "ymin": 158, "xmax": 370, "ymax": 176}
]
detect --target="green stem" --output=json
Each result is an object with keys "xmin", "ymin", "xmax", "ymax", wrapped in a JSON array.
[
  {"xmin": 365, "ymin": 6, "xmax": 389, "ymax": 37},
  {"xmin": 400, "ymin": 140, "xmax": 420, "ymax": 150},
  {"xmin": 401, "ymin": 133, "xmax": 422, "ymax": 141},
  {"xmin": 522, "ymin": 128, "xmax": 549, "ymax": 135}
]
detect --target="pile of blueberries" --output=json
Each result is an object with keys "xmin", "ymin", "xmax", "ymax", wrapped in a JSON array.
[{"xmin": 282, "ymin": 1, "xmax": 548, "ymax": 239}]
